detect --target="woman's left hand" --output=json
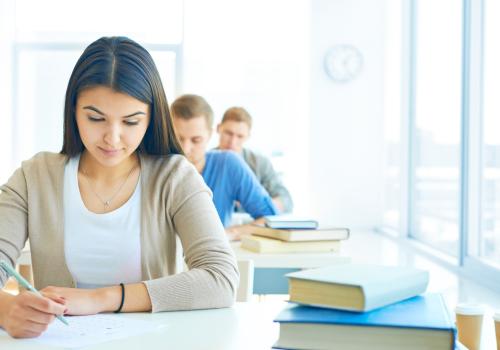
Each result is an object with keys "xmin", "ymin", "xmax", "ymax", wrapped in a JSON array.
[{"xmin": 40, "ymin": 286, "xmax": 104, "ymax": 316}]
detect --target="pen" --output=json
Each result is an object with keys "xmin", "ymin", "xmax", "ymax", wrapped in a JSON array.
[{"xmin": 0, "ymin": 260, "xmax": 69, "ymax": 326}]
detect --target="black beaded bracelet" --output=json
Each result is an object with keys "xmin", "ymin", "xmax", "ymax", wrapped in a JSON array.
[{"xmin": 114, "ymin": 283, "xmax": 125, "ymax": 313}]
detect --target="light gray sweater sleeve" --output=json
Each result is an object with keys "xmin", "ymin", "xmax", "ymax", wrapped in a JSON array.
[
  {"xmin": 0, "ymin": 167, "xmax": 29, "ymax": 287},
  {"xmin": 252, "ymin": 153, "xmax": 294, "ymax": 213},
  {"xmin": 143, "ymin": 164, "xmax": 239, "ymax": 312}
]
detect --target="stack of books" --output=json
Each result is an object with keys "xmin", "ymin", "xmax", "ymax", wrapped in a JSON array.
[
  {"xmin": 273, "ymin": 264, "xmax": 458, "ymax": 349},
  {"xmin": 240, "ymin": 215, "xmax": 350, "ymax": 254}
]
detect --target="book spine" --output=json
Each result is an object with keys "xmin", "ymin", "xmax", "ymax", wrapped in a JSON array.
[{"xmin": 438, "ymin": 293, "xmax": 457, "ymax": 349}]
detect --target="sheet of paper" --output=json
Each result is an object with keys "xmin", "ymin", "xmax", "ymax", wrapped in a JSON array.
[{"xmin": 31, "ymin": 314, "xmax": 163, "ymax": 348}]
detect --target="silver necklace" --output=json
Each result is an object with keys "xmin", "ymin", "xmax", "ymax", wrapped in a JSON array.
[{"xmin": 81, "ymin": 165, "xmax": 137, "ymax": 209}]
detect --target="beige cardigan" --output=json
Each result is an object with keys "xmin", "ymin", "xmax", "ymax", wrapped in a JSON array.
[{"xmin": 0, "ymin": 152, "xmax": 239, "ymax": 312}]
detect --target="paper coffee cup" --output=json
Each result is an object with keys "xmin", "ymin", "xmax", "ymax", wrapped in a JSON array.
[
  {"xmin": 494, "ymin": 311, "xmax": 500, "ymax": 350},
  {"xmin": 455, "ymin": 303, "xmax": 484, "ymax": 350}
]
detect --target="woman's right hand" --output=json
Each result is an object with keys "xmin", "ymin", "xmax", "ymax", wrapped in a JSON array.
[{"xmin": 1, "ymin": 290, "xmax": 66, "ymax": 338}]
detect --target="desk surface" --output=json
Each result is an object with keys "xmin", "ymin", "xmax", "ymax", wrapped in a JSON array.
[
  {"xmin": 231, "ymin": 242, "xmax": 351, "ymax": 268},
  {"xmin": 4, "ymin": 301, "xmax": 497, "ymax": 350},
  {"xmin": 19, "ymin": 243, "xmax": 352, "ymax": 269},
  {"xmin": 0, "ymin": 301, "xmax": 285, "ymax": 350}
]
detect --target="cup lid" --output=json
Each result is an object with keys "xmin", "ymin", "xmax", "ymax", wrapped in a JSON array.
[
  {"xmin": 494, "ymin": 311, "xmax": 500, "ymax": 321},
  {"xmin": 454, "ymin": 303, "xmax": 485, "ymax": 316}
]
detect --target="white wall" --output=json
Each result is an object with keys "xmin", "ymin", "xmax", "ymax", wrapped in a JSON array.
[
  {"xmin": 308, "ymin": 0, "xmax": 386, "ymax": 228},
  {"xmin": 182, "ymin": 0, "xmax": 312, "ymax": 214},
  {"xmin": 182, "ymin": 0, "xmax": 387, "ymax": 227}
]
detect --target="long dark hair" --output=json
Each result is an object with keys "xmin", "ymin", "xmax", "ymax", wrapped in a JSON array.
[{"xmin": 61, "ymin": 36, "xmax": 183, "ymax": 156}]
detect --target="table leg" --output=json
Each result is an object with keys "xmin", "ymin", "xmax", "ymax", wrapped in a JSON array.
[{"xmin": 253, "ymin": 268, "xmax": 300, "ymax": 294}]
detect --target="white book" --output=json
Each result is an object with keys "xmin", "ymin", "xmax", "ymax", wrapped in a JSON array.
[{"xmin": 264, "ymin": 215, "xmax": 319, "ymax": 229}]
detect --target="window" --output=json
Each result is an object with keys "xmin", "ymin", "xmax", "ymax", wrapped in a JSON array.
[
  {"xmin": 410, "ymin": 0, "xmax": 463, "ymax": 256},
  {"xmin": 379, "ymin": 0, "xmax": 500, "ymax": 290},
  {"xmin": 382, "ymin": 0, "xmax": 403, "ymax": 230},
  {"xmin": 13, "ymin": 48, "xmax": 82, "ymax": 161},
  {"xmin": 12, "ymin": 47, "xmax": 179, "ymax": 165}
]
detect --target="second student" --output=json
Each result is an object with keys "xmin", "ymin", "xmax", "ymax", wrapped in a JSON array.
[{"xmin": 171, "ymin": 94, "xmax": 277, "ymax": 240}]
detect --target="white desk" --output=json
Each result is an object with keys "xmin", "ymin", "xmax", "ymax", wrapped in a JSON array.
[
  {"xmin": 231, "ymin": 242, "xmax": 351, "ymax": 268},
  {"xmin": 0, "ymin": 301, "xmax": 285, "ymax": 350},
  {"xmin": 19, "ymin": 244, "xmax": 350, "ymax": 270},
  {"xmin": 231, "ymin": 242, "xmax": 350, "ymax": 294}
]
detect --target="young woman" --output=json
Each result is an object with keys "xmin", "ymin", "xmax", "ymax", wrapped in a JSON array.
[{"xmin": 0, "ymin": 37, "xmax": 238, "ymax": 338}]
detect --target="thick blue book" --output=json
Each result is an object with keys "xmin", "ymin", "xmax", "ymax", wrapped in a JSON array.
[{"xmin": 273, "ymin": 293, "xmax": 456, "ymax": 350}]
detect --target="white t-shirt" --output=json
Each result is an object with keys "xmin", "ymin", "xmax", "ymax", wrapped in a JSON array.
[{"xmin": 63, "ymin": 155, "xmax": 142, "ymax": 289}]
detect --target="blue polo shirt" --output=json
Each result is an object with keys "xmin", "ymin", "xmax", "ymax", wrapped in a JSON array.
[{"xmin": 202, "ymin": 150, "xmax": 277, "ymax": 227}]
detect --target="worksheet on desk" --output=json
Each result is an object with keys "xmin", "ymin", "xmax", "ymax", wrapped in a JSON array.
[{"xmin": 31, "ymin": 314, "xmax": 163, "ymax": 348}]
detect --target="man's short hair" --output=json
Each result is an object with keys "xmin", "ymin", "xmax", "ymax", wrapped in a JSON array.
[
  {"xmin": 221, "ymin": 107, "xmax": 252, "ymax": 129},
  {"xmin": 171, "ymin": 94, "xmax": 214, "ymax": 128}
]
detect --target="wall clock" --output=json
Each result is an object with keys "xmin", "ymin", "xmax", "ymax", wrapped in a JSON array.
[{"xmin": 324, "ymin": 45, "xmax": 363, "ymax": 83}]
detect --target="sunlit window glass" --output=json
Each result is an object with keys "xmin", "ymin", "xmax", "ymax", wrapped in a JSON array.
[
  {"xmin": 480, "ymin": 0, "xmax": 500, "ymax": 267},
  {"xmin": 382, "ymin": 0, "xmax": 403, "ymax": 230},
  {"xmin": 411, "ymin": 0, "xmax": 462, "ymax": 256}
]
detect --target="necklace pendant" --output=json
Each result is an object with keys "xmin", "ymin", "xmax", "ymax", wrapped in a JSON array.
[{"xmin": 104, "ymin": 200, "xmax": 110, "ymax": 208}]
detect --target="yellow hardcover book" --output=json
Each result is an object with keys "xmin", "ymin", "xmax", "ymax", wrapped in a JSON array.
[
  {"xmin": 250, "ymin": 225, "xmax": 350, "ymax": 242},
  {"xmin": 286, "ymin": 264, "xmax": 429, "ymax": 311},
  {"xmin": 241, "ymin": 236, "xmax": 341, "ymax": 254}
]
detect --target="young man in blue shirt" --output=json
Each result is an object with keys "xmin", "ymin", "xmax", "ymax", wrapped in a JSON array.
[{"xmin": 171, "ymin": 94, "xmax": 277, "ymax": 240}]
